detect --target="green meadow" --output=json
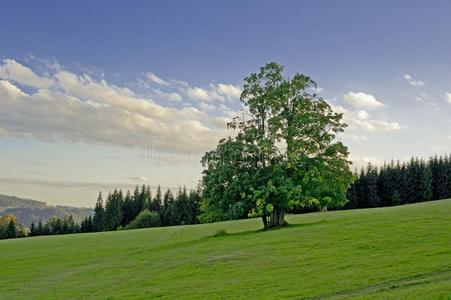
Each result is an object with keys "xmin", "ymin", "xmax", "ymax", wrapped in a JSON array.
[{"xmin": 1, "ymin": 199, "xmax": 451, "ymax": 299}]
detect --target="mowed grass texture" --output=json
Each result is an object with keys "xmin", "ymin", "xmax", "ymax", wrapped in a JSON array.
[{"xmin": 1, "ymin": 200, "xmax": 451, "ymax": 299}]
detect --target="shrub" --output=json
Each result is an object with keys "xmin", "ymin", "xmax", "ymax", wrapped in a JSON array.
[{"xmin": 125, "ymin": 209, "xmax": 160, "ymax": 230}]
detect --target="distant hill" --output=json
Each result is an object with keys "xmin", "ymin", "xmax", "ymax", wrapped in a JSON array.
[{"xmin": 0, "ymin": 194, "xmax": 92, "ymax": 227}]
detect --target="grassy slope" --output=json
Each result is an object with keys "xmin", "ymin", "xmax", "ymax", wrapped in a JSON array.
[{"xmin": 1, "ymin": 200, "xmax": 451, "ymax": 299}]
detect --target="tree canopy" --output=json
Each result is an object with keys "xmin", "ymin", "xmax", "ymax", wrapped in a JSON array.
[{"xmin": 200, "ymin": 62, "xmax": 354, "ymax": 228}]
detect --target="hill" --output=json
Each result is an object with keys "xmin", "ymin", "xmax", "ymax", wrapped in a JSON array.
[
  {"xmin": 0, "ymin": 194, "xmax": 92, "ymax": 227},
  {"xmin": 0, "ymin": 199, "xmax": 450, "ymax": 299}
]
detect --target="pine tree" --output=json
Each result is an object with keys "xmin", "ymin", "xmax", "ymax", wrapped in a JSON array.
[
  {"xmin": 151, "ymin": 185, "xmax": 162, "ymax": 212},
  {"xmin": 37, "ymin": 220, "xmax": 44, "ymax": 236},
  {"xmin": 436, "ymin": 156, "xmax": 448, "ymax": 199},
  {"xmin": 30, "ymin": 222, "xmax": 36, "ymax": 237},
  {"xmin": 132, "ymin": 185, "xmax": 142, "ymax": 220},
  {"xmin": 446, "ymin": 155, "xmax": 451, "ymax": 198},
  {"xmin": 419, "ymin": 159, "xmax": 432, "ymax": 201},
  {"xmin": 162, "ymin": 189, "xmax": 174, "ymax": 226},
  {"xmin": 121, "ymin": 190, "xmax": 134, "ymax": 227},
  {"xmin": 144, "ymin": 185, "xmax": 152, "ymax": 211},
  {"xmin": 93, "ymin": 192, "xmax": 106, "ymax": 232},
  {"xmin": 7, "ymin": 220, "xmax": 17, "ymax": 239},
  {"xmin": 105, "ymin": 190, "xmax": 124, "ymax": 231}
]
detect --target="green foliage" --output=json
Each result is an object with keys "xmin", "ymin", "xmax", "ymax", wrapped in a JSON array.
[
  {"xmin": 93, "ymin": 192, "xmax": 106, "ymax": 231},
  {"xmin": 348, "ymin": 154, "xmax": 451, "ymax": 209},
  {"xmin": 201, "ymin": 62, "xmax": 353, "ymax": 227},
  {"xmin": 0, "ymin": 214, "xmax": 26, "ymax": 239},
  {"xmin": 104, "ymin": 190, "xmax": 123, "ymax": 231},
  {"xmin": 125, "ymin": 209, "xmax": 160, "ymax": 230}
]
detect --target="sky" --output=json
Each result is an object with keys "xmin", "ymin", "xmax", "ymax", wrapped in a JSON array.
[{"xmin": 1, "ymin": 0, "xmax": 451, "ymax": 207}]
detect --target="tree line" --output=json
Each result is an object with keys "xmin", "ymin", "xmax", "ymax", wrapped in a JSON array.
[
  {"xmin": 2, "ymin": 153, "xmax": 451, "ymax": 240},
  {"xmin": 28, "ymin": 184, "xmax": 201, "ymax": 237},
  {"xmin": 347, "ymin": 155, "xmax": 451, "ymax": 209}
]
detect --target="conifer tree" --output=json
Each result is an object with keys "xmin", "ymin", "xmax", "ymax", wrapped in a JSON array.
[
  {"xmin": 151, "ymin": 185, "xmax": 162, "ymax": 212},
  {"xmin": 105, "ymin": 190, "xmax": 124, "ymax": 230},
  {"xmin": 121, "ymin": 190, "xmax": 134, "ymax": 227},
  {"xmin": 93, "ymin": 192, "xmax": 106, "ymax": 232}
]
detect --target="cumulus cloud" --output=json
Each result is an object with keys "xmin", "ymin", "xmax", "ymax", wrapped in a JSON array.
[
  {"xmin": 446, "ymin": 93, "xmax": 451, "ymax": 104},
  {"xmin": 404, "ymin": 74, "xmax": 424, "ymax": 87},
  {"xmin": 0, "ymin": 59, "xmax": 237, "ymax": 153},
  {"xmin": 146, "ymin": 72, "xmax": 169, "ymax": 86},
  {"xmin": 343, "ymin": 91, "xmax": 385, "ymax": 110},
  {"xmin": 186, "ymin": 86, "xmax": 213, "ymax": 102},
  {"xmin": 153, "ymin": 89, "xmax": 183, "ymax": 102},
  {"xmin": 185, "ymin": 84, "xmax": 241, "ymax": 102},
  {"xmin": 331, "ymin": 104, "xmax": 404, "ymax": 132},
  {"xmin": 357, "ymin": 110, "xmax": 370, "ymax": 120},
  {"xmin": 215, "ymin": 83, "xmax": 242, "ymax": 100},
  {"xmin": 0, "ymin": 59, "xmax": 53, "ymax": 89}
]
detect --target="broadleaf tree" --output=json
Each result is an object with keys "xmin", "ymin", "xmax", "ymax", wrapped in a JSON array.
[{"xmin": 201, "ymin": 62, "xmax": 354, "ymax": 228}]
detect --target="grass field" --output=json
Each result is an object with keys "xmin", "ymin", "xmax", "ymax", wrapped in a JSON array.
[{"xmin": 1, "ymin": 199, "xmax": 451, "ymax": 299}]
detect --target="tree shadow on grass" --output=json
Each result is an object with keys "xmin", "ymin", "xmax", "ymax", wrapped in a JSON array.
[{"xmin": 210, "ymin": 219, "xmax": 329, "ymax": 239}]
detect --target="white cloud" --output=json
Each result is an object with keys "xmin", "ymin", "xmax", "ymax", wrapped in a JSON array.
[
  {"xmin": 130, "ymin": 176, "xmax": 148, "ymax": 182},
  {"xmin": 153, "ymin": 89, "xmax": 183, "ymax": 102},
  {"xmin": 343, "ymin": 92, "xmax": 385, "ymax": 110},
  {"xmin": 215, "ymin": 83, "xmax": 241, "ymax": 100},
  {"xmin": 186, "ymin": 86, "xmax": 213, "ymax": 102},
  {"xmin": 331, "ymin": 104, "xmax": 404, "ymax": 132},
  {"xmin": 404, "ymin": 74, "xmax": 424, "ymax": 87},
  {"xmin": 415, "ymin": 92, "xmax": 428, "ymax": 102},
  {"xmin": 357, "ymin": 110, "xmax": 370, "ymax": 120},
  {"xmin": 352, "ymin": 119, "xmax": 402, "ymax": 131},
  {"xmin": 0, "ymin": 59, "xmax": 235, "ymax": 153},
  {"xmin": 446, "ymin": 93, "xmax": 451, "ymax": 104},
  {"xmin": 146, "ymin": 72, "xmax": 169, "ymax": 86},
  {"xmin": 185, "ymin": 84, "xmax": 241, "ymax": 103},
  {"xmin": 0, "ymin": 59, "xmax": 53, "ymax": 89}
]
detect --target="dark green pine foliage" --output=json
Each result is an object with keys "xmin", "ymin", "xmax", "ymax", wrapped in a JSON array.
[
  {"xmin": 447, "ymin": 155, "xmax": 451, "ymax": 198},
  {"xmin": 419, "ymin": 159, "xmax": 432, "ymax": 202},
  {"xmin": 121, "ymin": 191, "xmax": 134, "ymax": 227},
  {"xmin": 162, "ymin": 189, "xmax": 175, "ymax": 226},
  {"xmin": 151, "ymin": 185, "xmax": 162, "ymax": 213},
  {"xmin": 29, "ymin": 222, "xmax": 36, "ymax": 237},
  {"xmin": 7, "ymin": 220, "xmax": 17, "ymax": 238},
  {"xmin": 144, "ymin": 186, "xmax": 152, "ymax": 211},
  {"xmin": 80, "ymin": 215, "xmax": 94, "ymax": 233},
  {"xmin": 105, "ymin": 190, "xmax": 124, "ymax": 231},
  {"xmin": 347, "ymin": 154, "xmax": 450, "ymax": 209},
  {"xmin": 93, "ymin": 192, "xmax": 106, "ymax": 231},
  {"xmin": 345, "ymin": 170, "xmax": 359, "ymax": 209}
]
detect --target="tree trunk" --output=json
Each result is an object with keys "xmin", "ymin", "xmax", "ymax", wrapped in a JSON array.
[
  {"xmin": 261, "ymin": 213, "xmax": 268, "ymax": 228},
  {"xmin": 266, "ymin": 207, "xmax": 285, "ymax": 228}
]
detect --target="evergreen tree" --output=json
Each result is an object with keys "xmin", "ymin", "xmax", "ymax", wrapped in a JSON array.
[
  {"xmin": 151, "ymin": 185, "xmax": 162, "ymax": 212},
  {"xmin": 93, "ymin": 192, "xmax": 106, "ymax": 231},
  {"xmin": 105, "ymin": 190, "xmax": 124, "ymax": 231},
  {"xmin": 37, "ymin": 220, "xmax": 44, "ymax": 236},
  {"xmin": 144, "ymin": 185, "xmax": 152, "ymax": 211},
  {"xmin": 6, "ymin": 219, "xmax": 17, "ymax": 238},
  {"xmin": 30, "ymin": 222, "xmax": 36, "ymax": 237},
  {"xmin": 161, "ymin": 189, "xmax": 174, "ymax": 226},
  {"xmin": 419, "ymin": 159, "xmax": 432, "ymax": 202},
  {"xmin": 121, "ymin": 190, "xmax": 134, "ymax": 227},
  {"xmin": 132, "ymin": 185, "xmax": 143, "ymax": 220}
]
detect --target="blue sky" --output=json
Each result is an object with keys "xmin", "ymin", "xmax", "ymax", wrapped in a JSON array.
[{"xmin": 1, "ymin": 1, "xmax": 451, "ymax": 207}]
